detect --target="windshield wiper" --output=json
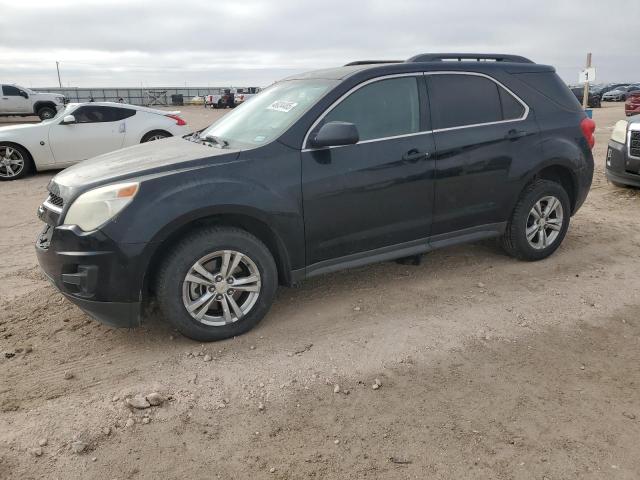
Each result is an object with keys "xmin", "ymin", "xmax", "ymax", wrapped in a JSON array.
[{"xmin": 201, "ymin": 134, "xmax": 229, "ymax": 148}]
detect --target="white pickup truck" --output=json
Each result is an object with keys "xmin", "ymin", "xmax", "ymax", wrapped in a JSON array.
[
  {"xmin": 204, "ymin": 87, "xmax": 262, "ymax": 109},
  {"xmin": 0, "ymin": 84, "xmax": 66, "ymax": 120}
]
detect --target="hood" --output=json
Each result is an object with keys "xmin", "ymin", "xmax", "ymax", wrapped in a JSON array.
[
  {"xmin": 52, "ymin": 136, "xmax": 241, "ymax": 192},
  {"xmin": 0, "ymin": 122, "xmax": 44, "ymax": 134}
]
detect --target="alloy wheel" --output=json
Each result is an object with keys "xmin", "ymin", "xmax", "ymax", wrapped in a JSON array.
[
  {"xmin": 526, "ymin": 195, "xmax": 564, "ymax": 250},
  {"xmin": 182, "ymin": 250, "xmax": 261, "ymax": 326},
  {"xmin": 0, "ymin": 146, "xmax": 25, "ymax": 179},
  {"xmin": 146, "ymin": 134, "xmax": 167, "ymax": 141}
]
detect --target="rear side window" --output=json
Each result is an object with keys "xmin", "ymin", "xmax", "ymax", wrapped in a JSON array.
[
  {"xmin": 514, "ymin": 72, "xmax": 582, "ymax": 111},
  {"xmin": 499, "ymin": 87, "xmax": 526, "ymax": 120},
  {"xmin": 322, "ymin": 77, "xmax": 420, "ymax": 141},
  {"xmin": 428, "ymin": 74, "xmax": 524, "ymax": 129}
]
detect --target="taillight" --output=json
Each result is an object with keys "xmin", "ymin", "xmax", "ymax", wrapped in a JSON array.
[
  {"xmin": 580, "ymin": 117, "xmax": 596, "ymax": 149},
  {"xmin": 166, "ymin": 114, "xmax": 186, "ymax": 126}
]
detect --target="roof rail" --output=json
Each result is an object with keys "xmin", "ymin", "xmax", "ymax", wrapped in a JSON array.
[
  {"xmin": 344, "ymin": 60, "xmax": 403, "ymax": 66},
  {"xmin": 406, "ymin": 53, "xmax": 534, "ymax": 64}
]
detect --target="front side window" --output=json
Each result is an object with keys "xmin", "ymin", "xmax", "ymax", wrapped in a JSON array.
[
  {"xmin": 202, "ymin": 79, "xmax": 336, "ymax": 148},
  {"xmin": 428, "ymin": 74, "xmax": 525, "ymax": 130},
  {"xmin": 71, "ymin": 106, "xmax": 132, "ymax": 123},
  {"xmin": 2, "ymin": 85, "xmax": 22, "ymax": 96},
  {"xmin": 321, "ymin": 77, "xmax": 420, "ymax": 142}
]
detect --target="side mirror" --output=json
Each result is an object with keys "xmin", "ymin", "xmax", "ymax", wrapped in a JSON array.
[
  {"xmin": 19, "ymin": 91, "xmax": 28, "ymax": 99},
  {"xmin": 311, "ymin": 121, "xmax": 359, "ymax": 148},
  {"xmin": 61, "ymin": 115, "xmax": 76, "ymax": 124}
]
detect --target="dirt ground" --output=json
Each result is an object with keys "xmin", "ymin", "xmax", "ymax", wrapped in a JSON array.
[{"xmin": 1, "ymin": 103, "xmax": 639, "ymax": 480}]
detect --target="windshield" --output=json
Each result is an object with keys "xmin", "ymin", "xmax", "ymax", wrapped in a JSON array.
[{"xmin": 200, "ymin": 79, "xmax": 336, "ymax": 148}]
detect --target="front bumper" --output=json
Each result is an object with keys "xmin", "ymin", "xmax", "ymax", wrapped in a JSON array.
[
  {"xmin": 35, "ymin": 213, "xmax": 146, "ymax": 328},
  {"xmin": 606, "ymin": 139, "xmax": 640, "ymax": 187}
]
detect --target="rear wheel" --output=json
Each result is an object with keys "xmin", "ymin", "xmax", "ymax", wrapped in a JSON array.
[
  {"xmin": 156, "ymin": 227, "xmax": 278, "ymax": 341},
  {"xmin": 37, "ymin": 106, "xmax": 56, "ymax": 120},
  {"xmin": 141, "ymin": 130, "xmax": 171, "ymax": 143},
  {"xmin": 0, "ymin": 144, "xmax": 32, "ymax": 181},
  {"xmin": 501, "ymin": 180, "xmax": 571, "ymax": 261}
]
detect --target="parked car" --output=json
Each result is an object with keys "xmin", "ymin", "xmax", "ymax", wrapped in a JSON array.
[
  {"xmin": 570, "ymin": 87, "xmax": 601, "ymax": 108},
  {"xmin": 597, "ymin": 83, "xmax": 629, "ymax": 98},
  {"xmin": 606, "ymin": 117, "xmax": 640, "ymax": 187},
  {"xmin": 625, "ymin": 91, "xmax": 640, "ymax": 117},
  {"xmin": 35, "ymin": 53, "xmax": 595, "ymax": 341},
  {"xmin": 0, "ymin": 102, "xmax": 188, "ymax": 180},
  {"xmin": 234, "ymin": 87, "xmax": 262, "ymax": 106},
  {"xmin": 1, "ymin": 84, "xmax": 66, "ymax": 120},
  {"xmin": 205, "ymin": 89, "xmax": 236, "ymax": 109},
  {"xmin": 602, "ymin": 85, "xmax": 640, "ymax": 102}
]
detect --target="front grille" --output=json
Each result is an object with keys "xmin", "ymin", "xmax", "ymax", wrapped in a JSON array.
[
  {"xmin": 47, "ymin": 192, "xmax": 64, "ymax": 208},
  {"xmin": 631, "ymin": 131, "xmax": 640, "ymax": 158}
]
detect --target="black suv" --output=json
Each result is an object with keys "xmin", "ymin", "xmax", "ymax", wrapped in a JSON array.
[{"xmin": 36, "ymin": 53, "xmax": 595, "ymax": 341}]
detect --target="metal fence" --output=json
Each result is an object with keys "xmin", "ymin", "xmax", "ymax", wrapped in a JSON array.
[{"xmin": 31, "ymin": 86, "xmax": 249, "ymax": 106}]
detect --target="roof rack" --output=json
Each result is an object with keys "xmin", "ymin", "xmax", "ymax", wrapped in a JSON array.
[
  {"xmin": 344, "ymin": 60, "xmax": 403, "ymax": 66},
  {"xmin": 406, "ymin": 53, "xmax": 534, "ymax": 64}
]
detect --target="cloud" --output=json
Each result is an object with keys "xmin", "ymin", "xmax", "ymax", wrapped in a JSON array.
[{"xmin": 0, "ymin": 0, "xmax": 638, "ymax": 87}]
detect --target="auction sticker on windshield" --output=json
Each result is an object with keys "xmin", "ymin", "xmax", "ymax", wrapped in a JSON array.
[{"xmin": 267, "ymin": 101, "xmax": 298, "ymax": 113}]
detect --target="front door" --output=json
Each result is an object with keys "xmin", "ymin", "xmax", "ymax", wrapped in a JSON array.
[
  {"xmin": 48, "ymin": 105, "xmax": 126, "ymax": 166},
  {"xmin": 301, "ymin": 75, "xmax": 436, "ymax": 266},
  {"xmin": 1, "ymin": 85, "xmax": 31, "ymax": 113},
  {"xmin": 427, "ymin": 73, "xmax": 541, "ymax": 235}
]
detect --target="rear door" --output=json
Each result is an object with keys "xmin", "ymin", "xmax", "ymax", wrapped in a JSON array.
[
  {"xmin": 48, "ymin": 105, "xmax": 127, "ymax": 165},
  {"xmin": 1, "ymin": 85, "xmax": 31, "ymax": 113},
  {"xmin": 301, "ymin": 75, "xmax": 436, "ymax": 266},
  {"xmin": 427, "ymin": 72, "xmax": 539, "ymax": 236}
]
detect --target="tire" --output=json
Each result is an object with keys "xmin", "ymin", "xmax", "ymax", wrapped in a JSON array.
[
  {"xmin": 141, "ymin": 130, "xmax": 171, "ymax": 143},
  {"xmin": 37, "ymin": 106, "xmax": 56, "ymax": 120},
  {"xmin": 501, "ymin": 179, "xmax": 571, "ymax": 261},
  {"xmin": 0, "ymin": 143, "xmax": 33, "ymax": 181},
  {"xmin": 156, "ymin": 227, "xmax": 278, "ymax": 341}
]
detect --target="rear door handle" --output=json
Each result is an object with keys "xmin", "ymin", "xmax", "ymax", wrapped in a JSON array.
[
  {"xmin": 402, "ymin": 149, "xmax": 429, "ymax": 162},
  {"xmin": 506, "ymin": 129, "xmax": 527, "ymax": 140}
]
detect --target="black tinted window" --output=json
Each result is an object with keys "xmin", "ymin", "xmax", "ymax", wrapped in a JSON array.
[
  {"xmin": 429, "ymin": 75, "xmax": 503, "ymax": 129},
  {"xmin": 499, "ymin": 87, "xmax": 525, "ymax": 120},
  {"xmin": 514, "ymin": 72, "xmax": 582, "ymax": 111},
  {"xmin": 2, "ymin": 85, "xmax": 21, "ymax": 96},
  {"xmin": 323, "ymin": 77, "xmax": 420, "ymax": 141},
  {"xmin": 72, "ymin": 106, "xmax": 135, "ymax": 123}
]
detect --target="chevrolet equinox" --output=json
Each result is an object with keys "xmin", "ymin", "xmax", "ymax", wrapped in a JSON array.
[{"xmin": 36, "ymin": 53, "xmax": 595, "ymax": 341}]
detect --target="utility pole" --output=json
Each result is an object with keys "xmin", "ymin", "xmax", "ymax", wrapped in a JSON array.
[
  {"xmin": 582, "ymin": 53, "xmax": 591, "ymax": 109},
  {"xmin": 56, "ymin": 61, "xmax": 62, "ymax": 88}
]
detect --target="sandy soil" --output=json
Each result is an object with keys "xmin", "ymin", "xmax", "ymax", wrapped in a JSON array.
[{"xmin": 1, "ymin": 103, "xmax": 639, "ymax": 480}]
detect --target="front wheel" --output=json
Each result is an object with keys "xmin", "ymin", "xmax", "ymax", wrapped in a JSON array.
[
  {"xmin": 0, "ymin": 144, "xmax": 32, "ymax": 180},
  {"xmin": 501, "ymin": 180, "xmax": 571, "ymax": 261},
  {"xmin": 156, "ymin": 227, "xmax": 278, "ymax": 341},
  {"xmin": 37, "ymin": 106, "xmax": 56, "ymax": 120}
]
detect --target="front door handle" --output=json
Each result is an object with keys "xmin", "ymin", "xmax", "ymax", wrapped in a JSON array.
[
  {"xmin": 402, "ymin": 149, "xmax": 429, "ymax": 162},
  {"xmin": 506, "ymin": 129, "xmax": 527, "ymax": 140}
]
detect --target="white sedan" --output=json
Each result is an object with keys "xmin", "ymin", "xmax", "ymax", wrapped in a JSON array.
[{"xmin": 0, "ymin": 102, "xmax": 190, "ymax": 180}]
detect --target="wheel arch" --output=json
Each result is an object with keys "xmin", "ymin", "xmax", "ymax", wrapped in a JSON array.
[
  {"xmin": 142, "ymin": 210, "xmax": 294, "ymax": 299},
  {"xmin": 532, "ymin": 164, "xmax": 578, "ymax": 214},
  {"xmin": 33, "ymin": 101, "xmax": 57, "ymax": 113},
  {"xmin": 140, "ymin": 129, "xmax": 173, "ymax": 143}
]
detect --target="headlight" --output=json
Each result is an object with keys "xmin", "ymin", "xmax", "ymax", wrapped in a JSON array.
[
  {"xmin": 64, "ymin": 182, "xmax": 139, "ymax": 231},
  {"xmin": 611, "ymin": 120, "xmax": 628, "ymax": 144}
]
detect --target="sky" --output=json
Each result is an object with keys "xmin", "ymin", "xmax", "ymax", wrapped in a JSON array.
[{"xmin": 0, "ymin": 0, "xmax": 638, "ymax": 88}]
